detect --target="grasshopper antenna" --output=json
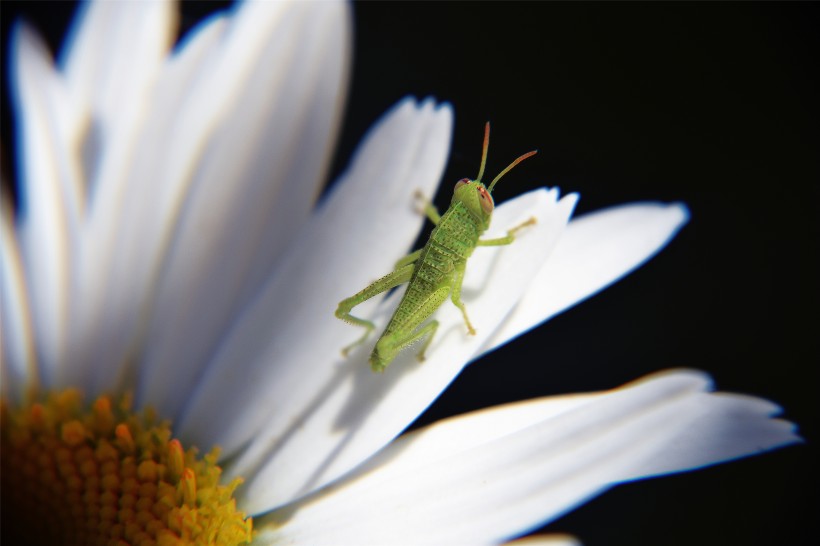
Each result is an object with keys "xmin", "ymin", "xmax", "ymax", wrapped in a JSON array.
[
  {"xmin": 475, "ymin": 122, "xmax": 491, "ymax": 182},
  {"xmin": 488, "ymin": 148, "xmax": 538, "ymax": 193}
]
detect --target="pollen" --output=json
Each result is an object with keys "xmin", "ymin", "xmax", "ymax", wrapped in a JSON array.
[{"xmin": 0, "ymin": 389, "xmax": 253, "ymax": 545}]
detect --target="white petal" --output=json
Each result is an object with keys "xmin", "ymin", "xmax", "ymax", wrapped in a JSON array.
[
  {"xmin": 65, "ymin": 0, "xmax": 173, "ymax": 199},
  {"xmin": 63, "ymin": 4, "xmax": 229, "ymax": 389},
  {"xmin": 9, "ymin": 23, "xmax": 81, "ymax": 384},
  {"xmin": 505, "ymin": 536, "xmax": 581, "ymax": 546},
  {"xmin": 229, "ymin": 185, "xmax": 576, "ymax": 515},
  {"xmin": 483, "ymin": 202, "xmax": 689, "ymax": 353},
  {"xmin": 134, "ymin": 0, "xmax": 351, "ymax": 416},
  {"xmin": 0, "ymin": 214, "xmax": 35, "ymax": 403},
  {"xmin": 60, "ymin": 0, "xmax": 174, "ymax": 204},
  {"xmin": 63, "ymin": 0, "xmax": 349, "ymax": 398},
  {"xmin": 61, "ymin": 0, "xmax": 175, "ymax": 141},
  {"xmin": 265, "ymin": 370, "xmax": 798, "ymax": 546},
  {"xmin": 57, "ymin": 0, "xmax": 175, "ymax": 388},
  {"xmin": 177, "ymin": 97, "xmax": 453, "ymax": 470}
]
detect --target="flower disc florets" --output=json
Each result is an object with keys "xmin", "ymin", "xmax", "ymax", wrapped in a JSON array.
[{"xmin": 0, "ymin": 389, "xmax": 252, "ymax": 545}]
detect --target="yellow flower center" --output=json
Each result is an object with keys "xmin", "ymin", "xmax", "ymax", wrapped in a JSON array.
[{"xmin": 0, "ymin": 389, "xmax": 252, "ymax": 545}]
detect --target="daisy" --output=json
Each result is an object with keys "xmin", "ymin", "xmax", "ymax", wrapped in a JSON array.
[{"xmin": 0, "ymin": 1, "xmax": 799, "ymax": 545}]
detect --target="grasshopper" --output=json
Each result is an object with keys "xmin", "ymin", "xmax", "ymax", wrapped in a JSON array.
[{"xmin": 336, "ymin": 122, "xmax": 537, "ymax": 372}]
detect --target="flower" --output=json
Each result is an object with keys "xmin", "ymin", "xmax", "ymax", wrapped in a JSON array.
[{"xmin": 0, "ymin": 1, "xmax": 799, "ymax": 544}]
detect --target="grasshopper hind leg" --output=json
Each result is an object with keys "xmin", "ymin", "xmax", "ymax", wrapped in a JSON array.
[
  {"xmin": 369, "ymin": 285, "xmax": 450, "ymax": 372},
  {"xmin": 335, "ymin": 263, "xmax": 415, "ymax": 357},
  {"xmin": 370, "ymin": 319, "xmax": 440, "ymax": 373},
  {"xmin": 340, "ymin": 322, "xmax": 374, "ymax": 358}
]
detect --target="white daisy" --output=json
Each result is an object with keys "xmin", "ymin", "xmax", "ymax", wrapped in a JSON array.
[{"xmin": 0, "ymin": 1, "xmax": 799, "ymax": 545}]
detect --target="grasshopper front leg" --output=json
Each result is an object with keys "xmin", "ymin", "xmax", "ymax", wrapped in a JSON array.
[
  {"xmin": 414, "ymin": 190, "xmax": 442, "ymax": 225},
  {"xmin": 450, "ymin": 260, "xmax": 476, "ymax": 335},
  {"xmin": 335, "ymin": 262, "xmax": 415, "ymax": 357},
  {"xmin": 476, "ymin": 217, "xmax": 537, "ymax": 246}
]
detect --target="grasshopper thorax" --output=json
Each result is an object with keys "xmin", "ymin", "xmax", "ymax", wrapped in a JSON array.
[{"xmin": 451, "ymin": 122, "xmax": 537, "ymax": 229}]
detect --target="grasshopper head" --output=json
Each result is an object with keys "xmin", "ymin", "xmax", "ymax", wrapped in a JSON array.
[
  {"xmin": 451, "ymin": 177, "xmax": 495, "ymax": 229},
  {"xmin": 452, "ymin": 122, "xmax": 537, "ymax": 229}
]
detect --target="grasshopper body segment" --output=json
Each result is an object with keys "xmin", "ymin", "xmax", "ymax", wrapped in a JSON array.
[{"xmin": 335, "ymin": 123, "xmax": 536, "ymax": 372}]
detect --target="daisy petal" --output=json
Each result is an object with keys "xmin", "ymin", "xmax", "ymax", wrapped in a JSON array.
[
  {"xmin": 135, "ymin": 0, "xmax": 351, "ymax": 416},
  {"xmin": 64, "ymin": 6, "xmax": 228, "ymax": 389},
  {"xmin": 505, "ymin": 536, "xmax": 581, "ymax": 546},
  {"xmin": 59, "ymin": 0, "xmax": 174, "ymax": 207},
  {"xmin": 178, "ymin": 98, "xmax": 453, "ymax": 460},
  {"xmin": 232, "ymin": 187, "xmax": 577, "ymax": 514},
  {"xmin": 63, "ymin": 1, "xmax": 175, "ymax": 371},
  {"xmin": 9, "ymin": 23, "xmax": 81, "ymax": 384},
  {"xmin": 264, "ymin": 370, "xmax": 798, "ymax": 545},
  {"xmin": 65, "ymin": 1, "xmax": 349, "ymax": 400},
  {"xmin": 483, "ymin": 201, "xmax": 689, "ymax": 353},
  {"xmin": 1, "ymin": 216, "xmax": 35, "ymax": 403},
  {"xmin": 61, "ymin": 0, "xmax": 175, "ymax": 145}
]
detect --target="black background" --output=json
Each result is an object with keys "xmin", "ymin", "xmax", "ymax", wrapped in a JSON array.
[{"xmin": 2, "ymin": 2, "xmax": 817, "ymax": 545}]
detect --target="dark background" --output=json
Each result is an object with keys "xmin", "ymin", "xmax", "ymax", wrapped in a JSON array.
[{"xmin": 2, "ymin": 2, "xmax": 817, "ymax": 545}]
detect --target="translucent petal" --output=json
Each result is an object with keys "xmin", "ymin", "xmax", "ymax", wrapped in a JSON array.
[
  {"xmin": 483, "ymin": 201, "xmax": 689, "ymax": 353},
  {"xmin": 265, "ymin": 370, "xmax": 798, "ymax": 545}
]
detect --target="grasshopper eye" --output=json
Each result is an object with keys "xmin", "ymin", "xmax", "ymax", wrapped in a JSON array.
[
  {"xmin": 477, "ymin": 186, "xmax": 494, "ymax": 214},
  {"xmin": 454, "ymin": 178, "xmax": 470, "ymax": 191}
]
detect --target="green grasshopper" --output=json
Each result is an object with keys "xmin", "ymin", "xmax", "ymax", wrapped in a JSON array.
[{"xmin": 336, "ymin": 123, "xmax": 537, "ymax": 372}]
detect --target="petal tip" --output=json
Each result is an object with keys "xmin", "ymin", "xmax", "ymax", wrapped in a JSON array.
[{"xmin": 668, "ymin": 200, "xmax": 691, "ymax": 228}]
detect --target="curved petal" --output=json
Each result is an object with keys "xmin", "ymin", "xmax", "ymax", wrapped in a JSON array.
[
  {"xmin": 60, "ymin": 1, "xmax": 350, "ymax": 399},
  {"xmin": 505, "ymin": 536, "xmax": 581, "ymax": 546},
  {"xmin": 135, "ymin": 0, "xmax": 351, "ymax": 416},
  {"xmin": 263, "ymin": 370, "xmax": 798, "ymax": 545},
  {"xmin": 229, "ymin": 185, "xmax": 577, "ymax": 514},
  {"xmin": 57, "ymin": 0, "xmax": 176, "ymax": 387},
  {"xmin": 63, "ymin": 3, "xmax": 227, "ymax": 389},
  {"xmin": 482, "ymin": 201, "xmax": 689, "ymax": 353},
  {"xmin": 9, "ymin": 22, "xmax": 81, "ymax": 385},
  {"xmin": 505, "ymin": 536, "xmax": 580, "ymax": 546},
  {"xmin": 61, "ymin": 0, "xmax": 175, "ymax": 157},
  {"xmin": 177, "ymin": 97, "xmax": 453, "ymax": 465},
  {"xmin": 0, "ymin": 213, "xmax": 36, "ymax": 403}
]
